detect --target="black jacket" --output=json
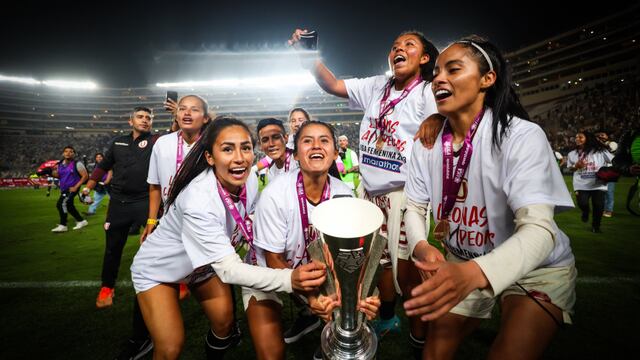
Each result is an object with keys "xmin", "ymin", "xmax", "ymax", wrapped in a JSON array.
[{"xmin": 613, "ymin": 129, "xmax": 640, "ymax": 176}]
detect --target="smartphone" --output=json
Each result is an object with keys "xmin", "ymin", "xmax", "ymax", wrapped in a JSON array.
[
  {"xmin": 165, "ymin": 90, "xmax": 178, "ymax": 105},
  {"xmin": 299, "ymin": 30, "xmax": 318, "ymax": 50}
]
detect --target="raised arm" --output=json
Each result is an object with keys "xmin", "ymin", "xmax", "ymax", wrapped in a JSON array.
[{"xmin": 288, "ymin": 28, "xmax": 348, "ymax": 98}]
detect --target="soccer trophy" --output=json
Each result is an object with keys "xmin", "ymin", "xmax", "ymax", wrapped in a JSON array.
[{"xmin": 307, "ymin": 197, "xmax": 386, "ymax": 360}]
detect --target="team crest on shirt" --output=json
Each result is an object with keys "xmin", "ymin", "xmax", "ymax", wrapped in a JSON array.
[{"xmin": 138, "ymin": 140, "xmax": 148, "ymax": 148}]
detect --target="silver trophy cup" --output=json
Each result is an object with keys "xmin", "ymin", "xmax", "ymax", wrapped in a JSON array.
[{"xmin": 307, "ymin": 197, "xmax": 386, "ymax": 360}]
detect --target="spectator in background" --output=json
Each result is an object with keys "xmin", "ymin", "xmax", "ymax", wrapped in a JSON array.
[
  {"xmin": 85, "ymin": 153, "xmax": 112, "ymax": 216},
  {"xmin": 338, "ymin": 135, "xmax": 360, "ymax": 195},
  {"xmin": 51, "ymin": 146, "xmax": 89, "ymax": 233},
  {"xmin": 595, "ymin": 131, "xmax": 618, "ymax": 217},
  {"xmin": 567, "ymin": 131, "xmax": 612, "ymax": 233},
  {"xmin": 613, "ymin": 128, "xmax": 640, "ymax": 176}
]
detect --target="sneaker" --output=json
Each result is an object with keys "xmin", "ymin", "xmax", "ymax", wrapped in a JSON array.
[
  {"xmin": 51, "ymin": 224, "xmax": 68, "ymax": 233},
  {"xmin": 115, "ymin": 338, "xmax": 154, "ymax": 360},
  {"xmin": 284, "ymin": 313, "xmax": 321, "ymax": 344},
  {"xmin": 73, "ymin": 219, "xmax": 89, "ymax": 230},
  {"xmin": 313, "ymin": 346, "xmax": 323, "ymax": 360},
  {"xmin": 179, "ymin": 283, "xmax": 191, "ymax": 301},
  {"xmin": 372, "ymin": 315, "xmax": 401, "ymax": 339},
  {"xmin": 603, "ymin": 211, "xmax": 613, "ymax": 218},
  {"xmin": 581, "ymin": 214, "xmax": 589, "ymax": 223},
  {"xmin": 592, "ymin": 227, "xmax": 602, "ymax": 234},
  {"xmin": 96, "ymin": 287, "xmax": 115, "ymax": 308}
]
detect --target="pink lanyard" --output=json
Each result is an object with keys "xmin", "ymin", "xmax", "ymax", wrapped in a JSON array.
[
  {"xmin": 176, "ymin": 131, "xmax": 201, "ymax": 172},
  {"xmin": 269, "ymin": 149, "xmax": 293, "ymax": 172},
  {"xmin": 296, "ymin": 172, "xmax": 331, "ymax": 264},
  {"xmin": 440, "ymin": 108, "xmax": 485, "ymax": 220},
  {"xmin": 216, "ymin": 179, "xmax": 255, "ymax": 262},
  {"xmin": 376, "ymin": 77, "xmax": 424, "ymax": 136}
]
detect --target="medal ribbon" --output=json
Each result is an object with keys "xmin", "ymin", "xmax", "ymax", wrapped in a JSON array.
[
  {"xmin": 440, "ymin": 108, "xmax": 485, "ymax": 220},
  {"xmin": 376, "ymin": 77, "xmax": 424, "ymax": 142},
  {"xmin": 296, "ymin": 172, "xmax": 331, "ymax": 264},
  {"xmin": 216, "ymin": 179, "xmax": 255, "ymax": 263},
  {"xmin": 176, "ymin": 131, "xmax": 202, "ymax": 172}
]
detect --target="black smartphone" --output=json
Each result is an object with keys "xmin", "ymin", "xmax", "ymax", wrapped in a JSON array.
[
  {"xmin": 299, "ymin": 30, "xmax": 318, "ymax": 50},
  {"xmin": 165, "ymin": 90, "xmax": 178, "ymax": 106}
]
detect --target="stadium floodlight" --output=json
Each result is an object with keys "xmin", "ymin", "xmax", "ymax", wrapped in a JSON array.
[
  {"xmin": 0, "ymin": 74, "xmax": 41, "ymax": 85},
  {"xmin": 156, "ymin": 73, "xmax": 315, "ymax": 89},
  {"xmin": 42, "ymin": 80, "xmax": 98, "ymax": 90}
]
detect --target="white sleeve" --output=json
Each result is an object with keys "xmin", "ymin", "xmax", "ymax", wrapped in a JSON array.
[
  {"xmin": 344, "ymin": 76, "xmax": 381, "ymax": 111},
  {"xmin": 603, "ymin": 150, "xmax": 614, "ymax": 163},
  {"xmin": 253, "ymin": 187, "xmax": 289, "ymax": 255},
  {"xmin": 181, "ymin": 201, "xmax": 236, "ymax": 267},
  {"xmin": 350, "ymin": 150, "xmax": 359, "ymax": 166},
  {"xmin": 211, "ymin": 253, "xmax": 293, "ymax": 293},
  {"xmin": 566, "ymin": 151, "xmax": 576, "ymax": 168},
  {"xmin": 404, "ymin": 197, "xmax": 431, "ymax": 259},
  {"xmin": 404, "ymin": 141, "xmax": 431, "ymax": 204},
  {"xmin": 147, "ymin": 145, "xmax": 161, "ymax": 185},
  {"xmin": 503, "ymin": 125, "xmax": 573, "ymax": 211},
  {"xmin": 472, "ymin": 204, "xmax": 555, "ymax": 296}
]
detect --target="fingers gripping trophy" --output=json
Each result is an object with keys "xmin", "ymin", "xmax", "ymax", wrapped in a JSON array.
[{"xmin": 307, "ymin": 198, "xmax": 386, "ymax": 360}]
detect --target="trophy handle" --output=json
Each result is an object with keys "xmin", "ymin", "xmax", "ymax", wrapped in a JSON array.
[
  {"xmin": 306, "ymin": 238, "xmax": 338, "ymax": 299},
  {"xmin": 356, "ymin": 231, "xmax": 387, "ymax": 327}
]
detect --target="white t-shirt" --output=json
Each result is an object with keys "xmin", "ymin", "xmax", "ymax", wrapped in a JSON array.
[
  {"xmin": 344, "ymin": 75, "xmax": 438, "ymax": 196},
  {"xmin": 567, "ymin": 150, "xmax": 613, "ymax": 191},
  {"xmin": 266, "ymin": 153, "xmax": 300, "ymax": 182},
  {"xmin": 253, "ymin": 169, "xmax": 353, "ymax": 269},
  {"xmin": 147, "ymin": 131, "xmax": 198, "ymax": 201},
  {"xmin": 131, "ymin": 169, "xmax": 258, "ymax": 287},
  {"xmin": 405, "ymin": 110, "xmax": 575, "ymax": 268}
]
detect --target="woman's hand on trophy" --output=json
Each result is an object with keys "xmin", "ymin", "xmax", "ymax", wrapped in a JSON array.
[
  {"xmin": 287, "ymin": 28, "xmax": 308, "ymax": 48},
  {"xmin": 309, "ymin": 294, "xmax": 340, "ymax": 322},
  {"xmin": 357, "ymin": 296, "xmax": 381, "ymax": 321},
  {"xmin": 291, "ymin": 261, "xmax": 327, "ymax": 292},
  {"xmin": 403, "ymin": 260, "xmax": 488, "ymax": 321},
  {"xmin": 414, "ymin": 114, "xmax": 445, "ymax": 149}
]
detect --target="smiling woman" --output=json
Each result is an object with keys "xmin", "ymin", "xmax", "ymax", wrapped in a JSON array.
[{"xmin": 129, "ymin": 116, "xmax": 328, "ymax": 359}]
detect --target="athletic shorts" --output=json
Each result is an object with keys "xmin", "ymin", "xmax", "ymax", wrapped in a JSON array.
[
  {"xmin": 241, "ymin": 287, "xmax": 283, "ymax": 311},
  {"xmin": 357, "ymin": 183, "xmax": 410, "ymax": 266},
  {"xmin": 133, "ymin": 265, "xmax": 216, "ymax": 294},
  {"xmin": 447, "ymin": 253, "xmax": 577, "ymax": 324}
]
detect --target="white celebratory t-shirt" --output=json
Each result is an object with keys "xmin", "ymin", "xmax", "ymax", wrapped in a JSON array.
[
  {"xmin": 567, "ymin": 150, "xmax": 613, "ymax": 191},
  {"xmin": 147, "ymin": 131, "xmax": 198, "ymax": 201},
  {"xmin": 344, "ymin": 75, "xmax": 438, "ymax": 196},
  {"xmin": 131, "ymin": 169, "xmax": 258, "ymax": 289},
  {"xmin": 405, "ymin": 110, "xmax": 575, "ymax": 268},
  {"xmin": 253, "ymin": 169, "xmax": 353, "ymax": 269},
  {"xmin": 266, "ymin": 153, "xmax": 300, "ymax": 183}
]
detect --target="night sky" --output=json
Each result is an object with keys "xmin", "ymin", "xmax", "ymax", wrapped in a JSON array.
[{"xmin": 1, "ymin": 0, "xmax": 636, "ymax": 87}]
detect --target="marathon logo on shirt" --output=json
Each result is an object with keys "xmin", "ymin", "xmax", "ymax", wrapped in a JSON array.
[{"xmin": 361, "ymin": 153, "xmax": 402, "ymax": 173}]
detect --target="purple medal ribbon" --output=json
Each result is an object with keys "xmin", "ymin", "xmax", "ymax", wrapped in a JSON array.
[
  {"xmin": 440, "ymin": 108, "xmax": 485, "ymax": 220},
  {"xmin": 296, "ymin": 172, "xmax": 330, "ymax": 265},
  {"xmin": 216, "ymin": 179, "xmax": 255, "ymax": 263},
  {"xmin": 176, "ymin": 131, "xmax": 201, "ymax": 172},
  {"xmin": 376, "ymin": 77, "xmax": 424, "ymax": 141}
]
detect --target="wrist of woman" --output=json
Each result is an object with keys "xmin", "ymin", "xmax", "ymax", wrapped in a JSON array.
[{"xmin": 466, "ymin": 260, "xmax": 489, "ymax": 290}]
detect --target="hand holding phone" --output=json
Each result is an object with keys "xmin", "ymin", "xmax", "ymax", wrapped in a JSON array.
[{"xmin": 165, "ymin": 91, "xmax": 178, "ymax": 112}]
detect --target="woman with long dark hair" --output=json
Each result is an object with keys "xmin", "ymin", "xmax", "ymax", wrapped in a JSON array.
[
  {"xmin": 403, "ymin": 36, "xmax": 577, "ymax": 359},
  {"xmin": 130, "ymin": 116, "xmax": 326, "ymax": 359},
  {"xmin": 289, "ymin": 28, "xmax": 441, "ymax": 352},
  {"xmin": 567, "ymin": 130, "xmax": 612, "ymax": 232}
]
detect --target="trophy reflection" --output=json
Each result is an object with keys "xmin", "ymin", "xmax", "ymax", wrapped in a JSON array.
[{"xmin": 307, "ymin": 197, "xmax": 386, "ymax": 360}]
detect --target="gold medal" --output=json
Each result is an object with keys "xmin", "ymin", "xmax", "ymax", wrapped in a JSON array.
[
  {"xmin": 375, "ymin": 133, "xmax": 385, "ymax": 150},
  {"xmin": 433, "ymin": 219, "xmax": 450, "ymax": 243}
]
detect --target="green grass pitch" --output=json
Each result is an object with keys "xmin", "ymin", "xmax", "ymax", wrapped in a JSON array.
[{"xmin": 0, "ymin": 177, "xmax": 638, "ymax": 359}]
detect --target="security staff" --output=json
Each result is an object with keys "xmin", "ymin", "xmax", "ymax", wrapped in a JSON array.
[{"xmin": 82, "ymin": 106, "xmax": 157, "ymax": 359}]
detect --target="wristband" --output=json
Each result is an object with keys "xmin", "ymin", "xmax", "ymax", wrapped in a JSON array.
[
  {"xmin": 146, "ymin": 218, "xmax": 158, "ymax": 225},
  {"xmin": 258, "ymin": 157, "xmax": 272, "ymax": 168}
]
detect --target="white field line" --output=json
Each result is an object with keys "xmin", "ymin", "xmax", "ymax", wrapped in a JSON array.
[{"xmin": 0, "ymin": 277, "xmax": 638, "ymax": 288}]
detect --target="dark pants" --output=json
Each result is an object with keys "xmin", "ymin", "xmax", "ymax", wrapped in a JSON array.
[
  {"xmin": 56, "ymin": 190, "xmax": 83, "ymax": 225},
  {"xmin": 576, "ymin": 190, "xmax": 606, "ymax": 230},
  {"xmin": 100, "ymin": 198, "xmax": 148, "ymax": 288}
]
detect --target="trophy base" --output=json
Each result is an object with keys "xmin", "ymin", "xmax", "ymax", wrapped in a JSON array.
[{"xmin": 319, "ymin": 322, "xmax": 378, "ymax": 360}]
